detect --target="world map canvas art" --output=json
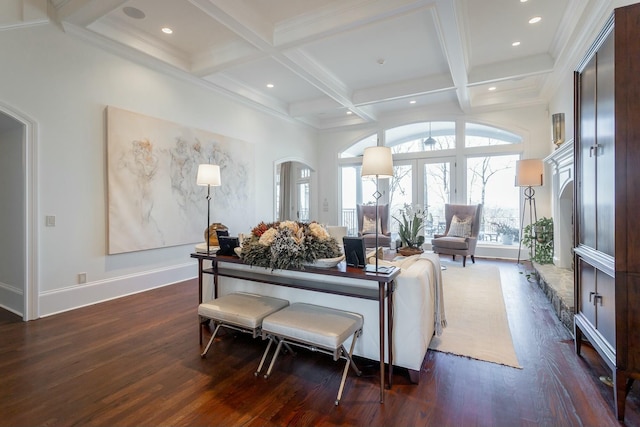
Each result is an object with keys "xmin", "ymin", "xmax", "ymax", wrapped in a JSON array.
[{"xmin": 106, "ymin": 106, "xmax": 254, "ymax": 254}]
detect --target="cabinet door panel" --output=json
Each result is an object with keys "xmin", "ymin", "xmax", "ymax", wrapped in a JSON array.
[
  {"xmin": 579, "ymin": 56, "xmax": 597, "ymax": 248},
  {"xmin": 596, "ymin": 270, "xmax": 616, "ymax": 349},
  {"xmin": 595, "ymin": 33, "xmax": 615, "ymax": 256},
  {"xmin": 578, "ymin": 259, "xmax": 597, "ymax": 325}
]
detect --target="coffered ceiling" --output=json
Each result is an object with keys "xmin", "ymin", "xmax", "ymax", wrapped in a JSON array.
[{"xmin": 49, "ymin": 0, "xmax": 618, "ymax": 130}]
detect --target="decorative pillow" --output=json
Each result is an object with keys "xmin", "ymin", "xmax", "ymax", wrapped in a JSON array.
[
  {"xmin": 447, "ymin": 215, "xmax": 472, "ymax": 238},
  {"xmin": 362, "ymin": 215, "xmax": 381, "ymax": 234}
]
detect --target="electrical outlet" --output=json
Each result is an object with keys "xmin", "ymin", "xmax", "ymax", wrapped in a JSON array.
[
  {"xmin": 77, "ymin": 273, "xmax": 87, "ymax": 284},
  {"xmin": 45, "ymin": 215, "xmax": 56, "ymax": 227}
]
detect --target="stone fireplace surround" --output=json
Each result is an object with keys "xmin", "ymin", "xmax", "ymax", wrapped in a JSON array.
[{"xmin": 534, "ymin": 140, "xmax": 574, "ymax": 331}]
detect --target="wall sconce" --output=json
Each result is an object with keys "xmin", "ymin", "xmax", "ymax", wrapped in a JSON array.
[{"xmin": 552, "ymin": 113, "xmax": 565, "ymax": 149}]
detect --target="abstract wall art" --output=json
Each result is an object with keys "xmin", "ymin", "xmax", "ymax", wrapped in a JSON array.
[{"xmin": 106, "ymin": 106, "xmax": 254, "ymax": 254}]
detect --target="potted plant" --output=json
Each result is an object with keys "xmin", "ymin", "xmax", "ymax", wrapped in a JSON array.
[
  {"xmin": 492, "ymin": 222, "xmax": 519, "ymax": 245},
  {"xmin": 393, "ymin": 204, "xmax": 427, "ymax": 256},
  {"xmin": 521, "ymin": 217, "xmax": 554, "ymax": 263}
]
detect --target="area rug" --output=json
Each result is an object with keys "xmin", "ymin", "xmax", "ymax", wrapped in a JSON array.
[{"xmin": 428, "ymin": 263, "xmax": 522, "ymax": 369}]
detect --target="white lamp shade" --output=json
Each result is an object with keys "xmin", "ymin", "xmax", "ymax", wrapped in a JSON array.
[
  {"xmin": 361, "ymin": 146, "xmax": 393, "ymax": 178},
  {"xmin": 197, "ymin": 164, "xmax": 221, "ymax": 186},
  {"xmin": 516, "ymin": 159, "xmax": 543, "ymax": 187}
]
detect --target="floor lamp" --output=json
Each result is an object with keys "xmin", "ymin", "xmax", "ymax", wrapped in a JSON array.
[
  {"xmin": 516, "ymin": 159, "xmax": 543, "ymax": 264},
  {"xmin": 361, "ymin": 146, "xmax": 393, "ymax": 272},
  {"xmin": 197, "ymin": 163, "xmax": 221, "ymax": 254}
]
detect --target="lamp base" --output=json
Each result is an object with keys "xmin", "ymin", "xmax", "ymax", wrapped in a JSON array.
[{"xmin": 204, "ymin": 223, "xmax": 228, "ymax": 246}]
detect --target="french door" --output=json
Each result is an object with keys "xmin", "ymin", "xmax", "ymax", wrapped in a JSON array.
[{"xmin": 388, "ymin": 158, "xmax": 454, "ymax": 238}]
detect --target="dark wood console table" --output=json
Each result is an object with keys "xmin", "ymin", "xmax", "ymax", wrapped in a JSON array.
[{"xmin": 190, "ymin": 252, "xmax": 399, "ymax": 403}]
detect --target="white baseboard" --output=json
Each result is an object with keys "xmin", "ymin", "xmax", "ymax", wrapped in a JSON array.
[
  {"xmin": 0, "ymin": 281, "xmax": 24, "ymax": 317},
  {"xmin": 39, "ymin": 263, "xmax": 196, "ymax": 318}
]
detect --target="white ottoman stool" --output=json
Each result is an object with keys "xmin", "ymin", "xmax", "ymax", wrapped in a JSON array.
[
  {"xmin": 259, "ymin": 303, "xmax": 364, "ymax": 405},
  {"xmin": 198, "ymin": 292, "xmax": 289, "ymax": 358}
]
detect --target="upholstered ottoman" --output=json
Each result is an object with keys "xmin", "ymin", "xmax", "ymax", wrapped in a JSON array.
[
  {"xmin": 259, "ymin": 302, "xmax": 364, "ymax": 405},
  {"xmin": 198, "ymin": 292, "xmax": 289, "ymax": 358}
]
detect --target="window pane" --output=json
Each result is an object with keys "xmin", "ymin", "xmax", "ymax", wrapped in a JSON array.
[
  {"xmin": 424, "ymin": 162, "xmax": 451, "ymax": 238},
  {"xmin": 467, "ymin": 155, "xmax": 520, "ymax": 244},
  {"xmin": 465, "ymin": 123, "xmax": 522, "ymax": 147},
  {"xmin": 297, "ymin": 182, "xmax": 309, "ymax": 221},
  {"xmin": 340, "ymin": 166, "xmax": 358, "ymax": 235},
  {"xmin": 388, "ymin": 164, "xmax": 413, "ymax": 234},
  {"xmin": 385, "ymin": 121, "xmax": 455, "ymax": 153}
]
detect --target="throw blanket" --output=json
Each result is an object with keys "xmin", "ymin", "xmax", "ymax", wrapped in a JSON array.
[
  {"xmin": 419, "ymin": 252, "xmax": 447, "ymax": 335},
  {"xmin": 371, "ymin": 252, "xmax": 447, "ymax": 336}
]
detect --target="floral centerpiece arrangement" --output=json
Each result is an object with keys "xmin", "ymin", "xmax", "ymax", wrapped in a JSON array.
[
  {"xmin": 393, "ymin": 204, "xmax": 427, "ymax": 255},
  {"xmin": 240, "ymin": 221, "xmax": 342, "ymax": 270}
]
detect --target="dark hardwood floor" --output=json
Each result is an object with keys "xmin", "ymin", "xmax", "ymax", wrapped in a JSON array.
[{"xmin": 1, "ymin": 258, "xmax": 638, "ymax": 426}]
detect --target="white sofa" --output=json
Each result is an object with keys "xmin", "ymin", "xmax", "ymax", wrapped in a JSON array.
[{"xmin": 215, "ymin": 253, "xmax": 444, "ymax": 383}]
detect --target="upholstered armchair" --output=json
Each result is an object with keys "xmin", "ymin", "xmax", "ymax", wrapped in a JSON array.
[
  {"xmin": 431, "ymin": 204, "xmax": 483, "ymax": 267},
  {"xmin": 357, "ymin": 204, "xmax": 391, "ymax": 248}
]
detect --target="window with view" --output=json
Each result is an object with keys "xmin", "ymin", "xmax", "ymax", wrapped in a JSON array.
[{"xmin": 339, "ymin": 121, "xmax": 523, "ymax": 248}]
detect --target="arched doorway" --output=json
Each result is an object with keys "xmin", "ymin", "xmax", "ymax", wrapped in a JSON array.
[{"xmin": 274, "ymin": 159, "xmax": 315, "ymax": 222}]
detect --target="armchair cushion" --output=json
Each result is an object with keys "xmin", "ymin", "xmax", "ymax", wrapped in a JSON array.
[
  {"xmin": 362, "ymin": 215, "xmax": 381, "ymax": 234},
  {"xmin": 447, "ymin": 215, "xmax": 472, "ymax": 237},
  {"xmin": 432, "ymin": 236, "xmax": 472, "ymax": 250}
]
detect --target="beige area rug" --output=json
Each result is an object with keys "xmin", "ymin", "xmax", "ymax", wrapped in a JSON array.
[{"xmin": 428, "ymin": 263, "xmax": 522, "ymax": 369}]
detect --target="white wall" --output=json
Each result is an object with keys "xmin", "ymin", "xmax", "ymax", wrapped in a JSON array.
[
  {"xmin": 0, "ymin": 23, "xmax": 318, "ymax": 317},
  {"xmin": 0, "ymin": 125, "xmax": 24, "ymax": 315}
]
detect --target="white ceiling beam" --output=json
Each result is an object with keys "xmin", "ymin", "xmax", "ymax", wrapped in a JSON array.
[
  {"xmin": 87, "ymin": 17, "xmax": 191, "ymax": 71},
  {"xmin": 273, "ymin": 0, "xmax": 435, "ymax": 48},
  {"xmin": 0, "ymin": 0, "xmax": 48, "ymax": 30},
  {"xmin": 289, "ymin": 97, "xmax": 342, "ymax": 118},
  {"xmin": 352, "ymin": 74, "xmax": 455, "ymax": 106},
  {"xmin": 432, "ymin": 0, "xmax": 470, "ymax": 112},
  {"xmin": 203, "ymin": 73, "xmax": 290, "ymax": 115},
  {"xmin": 191, "ymin": 40, "xmax": 263, "ymax": 76},
  {"xmin": 191, "ymin": 0, "xmax": 379, "ymax": 123},
  {"xmin": 55, "ymin": 0, "xmax": 125, "ymax": 26},
  {"xmin": 468, "ymin": 54, "xmax": 554, "ymax": 86}
]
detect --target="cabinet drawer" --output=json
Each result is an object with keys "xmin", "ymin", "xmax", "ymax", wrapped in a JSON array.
[{"xmin": 576, "ymin": 256, "xmax": 616, "ymax": 350}]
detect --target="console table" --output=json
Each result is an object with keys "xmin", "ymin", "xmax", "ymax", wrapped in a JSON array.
[{"xmin": 190, "ymin": 252, "xmax": 399, "ymax": 403}]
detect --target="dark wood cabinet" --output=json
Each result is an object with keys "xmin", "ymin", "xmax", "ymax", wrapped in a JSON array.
[{"xmin": 574, "ymin": 3, "xmax": 640, "ymax": 421}]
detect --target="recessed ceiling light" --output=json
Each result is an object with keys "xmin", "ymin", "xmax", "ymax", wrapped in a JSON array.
[
  {"xmin": 488, "ymin": 86, "xmax": 497, "ymax": 91},
  {"xmin": 529, "ymin": 16, "xmax": 542, "ymax": 24},
  {"xmin": 161, "ymin": 27, "xmax": 173, "ymax": 34},
  {"xmin": 377, "ymin": 58, "xmax": 386, "ymax": 65},
  {"xmin": 520, "ymin": 0, "xmax": 528, "ymax": 3},
  {"xmin": 266, "ymin": 83, "xmax": 274, "ymax": 88},
  {"xmin": 512, "ymin": 41, "xmax": 521, "ymax": 47},
  {"xmin": 409, "ymin": 100, "xmax": 416, "ymax": 104},
  {"xmin": 123, "ymin": 6, "xmax": 145, "ymax": 19},
  {"xmin": 346, "ymin": 111, "xmax": 353, "ymax": 115}
]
